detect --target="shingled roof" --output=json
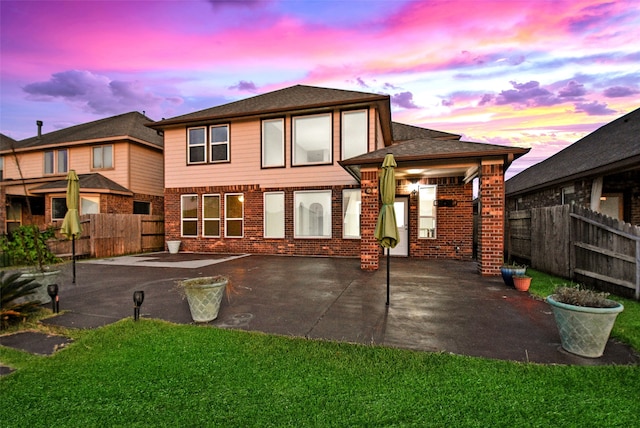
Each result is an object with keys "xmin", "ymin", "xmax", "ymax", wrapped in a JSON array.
[
  {"xmin": 392, "ymin": 122, "xmax": 461, "ymax": 141},
  {"xmin": 2, "ymin": 111, "xmax": 163, "ymax": 152},
  {"xmin": 506, "ymin": 107, "xmax": 640, "ymax": 196},
  {"xmin": 29, "ymin": 173, "xmax": 132, "ymax": 195},
  {"xmin": 0, "ymin": 133, "xmax": 18, "ymax": 149}
]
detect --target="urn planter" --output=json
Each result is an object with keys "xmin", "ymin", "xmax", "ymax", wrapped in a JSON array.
[
  {"xmin": 500, "ymin": 266, "xmax": 526, "ymax": 287},
  {"xmin": 167, "ymin": 240, "xmax": 181, "ymax": 254},
  {"xmin": 546, "ymin": 295, "xmax": 624, "ymax": 358},
  {"xmin": 178, "ymin": 276, "xmax": 228, "ymax": 322}
]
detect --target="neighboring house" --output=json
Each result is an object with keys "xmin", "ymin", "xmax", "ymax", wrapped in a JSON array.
[
  {"xmin": 0, "ymin": 112, "xmax": 164, "ymax": 234},
  {"xmin": 506, "ymin": 107, "xmax": 640, "ymax": 226},
  {"xmin": 149, "ymin": 85, "xmax": 527, "ymax": 275}
]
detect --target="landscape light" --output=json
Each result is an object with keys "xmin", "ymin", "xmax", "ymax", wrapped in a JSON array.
[
  {"xmin": 47, "ymin": 284, "xmax": 59, "ymax": 313},
  {"xmin": 133, "ymin": 290, "xmax": 144, "ymax": 321}
]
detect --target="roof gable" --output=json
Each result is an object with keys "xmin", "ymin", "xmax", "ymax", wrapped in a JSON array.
[
  {"xmin": 2, "ymin": 111, "xmax": 163, "ymax": 152},
  {"xmin": 506, "ymin": 107, "xmax": 640, "ymax": 196},
  {"xmin": 392, "ymin": 122, "xmax": 461, "ymax": 141}
]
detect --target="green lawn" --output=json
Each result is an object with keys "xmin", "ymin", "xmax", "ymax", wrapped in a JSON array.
[{"xmin": 1, "ymin": 269, "xmax": 639, "ymax": 427}]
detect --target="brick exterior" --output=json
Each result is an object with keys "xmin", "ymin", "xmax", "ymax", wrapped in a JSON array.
[
  {"xmin": 477, "ymin": 163, "xmax": 505, "ymax": 276},
  {"xmin": 360, "ymin": 168, "xmax": 380, "ymax": 270}
]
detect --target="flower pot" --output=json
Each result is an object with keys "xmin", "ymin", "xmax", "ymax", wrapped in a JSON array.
[
  {"xmin": 179, "ymin": 276, "xmax": 228, "ymax": 322},
  {"xmin": 17, "ymin": 270, "xmax": 61, "ymax": 304},
  {"xmin": 513, "ymin": 275, "xmax": 531, "ymax": 292},
  {"xmin": 500, "ymin": 266, "xmax": 525, "ymax": 287},
  {"xmin": 167, "ymin": 240, "xmax": 181, "ymax": 254},
  {"xmin": 546, "ymin": 295, "xmax": 624, "ymax": 358}
]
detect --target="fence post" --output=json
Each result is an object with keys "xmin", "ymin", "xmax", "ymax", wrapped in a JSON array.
[{"xmin": 636, "ymin": 239, "xmax": 640, "ymax": 300}]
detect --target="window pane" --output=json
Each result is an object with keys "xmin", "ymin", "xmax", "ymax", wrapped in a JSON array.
[
  {"xmin": 183, "ymin": 221, "xmax": 197, "ymax": 237},
  {"xmin": 188, "ymin": 128, "xmax": 206, "ymax": 163},
  {"xmin": 342, "ymin": 189, "xmax": 361, "ymax": 238},
  {"xmin": 181, "ymin": 195, "xmax": 198, "ymax": 237},
  {"xmin": 204, "ymin": 220, "xmax": 220, "ymax": 236},
  {"xmin": 264, "ymin": 192, "xmax": 285, "ymax": 238},
  {"xmin": 52, "ymin": 198, "xmax": 67, "ymax": 220},
  {"xmin": 189, "ymin": 128, "xmax": 205, "ymax": 145},
  {"xmin": 189, "ymin": 146, "xmax": 205, "ymax": 163},
  {"xmin": 294, "ymin": 191, "xmax": 331, "ymax": 238},
  {"xmin": 225, "ymin": 194, "xmax": 243, "ymax": 238},
  {"xmin": 103, "ymin": 145, "xmax": 113, "ymax": 168},
  {"xmin": 203, "ymin": 195, "xmax": 220, "ymax": 237},
  {"xmin": 418, "ymin": 185, "xmax": 437, "ymax": 239},
  {"xmin": 226, "ymin": 195, "xmax": 243, "ymax": 218},
  {"xmin": 210, "ymin": 144, "xmax": 228, "ymax": 162},
  {"xmin": 57, "ymin": 149, "xmax": 68, "ymax": 173},
  {"xmin": 293, "ymin": 114, "xmax": 331, "ymax": 165},
  {"xmin": 133, "ymin": 201, "xmax": 151, "ymax": 214},
  {"xmin": 44, "ymin": 151, "xmax": 54, "ymax": 174},
  {"xmin": 93, "ymin": 146, "xmax": 102, "ymax": 168},
  {"xmin": 263, "ymin": 119, "xmax": 284, "ymax": 167},
  {"xmin": 81, "ymin": 197, "xmax": 99, "ymax": 214},
  {"xmin": 210, "ymin": 126, "xmax": 228, "ymax": 143},
  {"xmin": 226, "ymin": 220, "xmax": 243, "ymax": 237},
  {"xmin": 342, "ymin": 110, "xmax": 367, "ymax": 160}
]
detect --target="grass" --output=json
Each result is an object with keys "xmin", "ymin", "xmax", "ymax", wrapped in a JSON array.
[{"xmin": 1, "ymin": 269, "xmax": 639, "ymax": 427}]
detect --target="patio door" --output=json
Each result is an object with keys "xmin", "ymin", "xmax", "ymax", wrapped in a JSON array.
[{"xmin": 390, "ymin": 196, "xmax": 409, "ymax": 256}]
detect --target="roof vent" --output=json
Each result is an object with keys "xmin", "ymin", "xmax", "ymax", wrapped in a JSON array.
[{"xmin": 36, "ymin": 120, "xmax": 43, "ymax": 138}]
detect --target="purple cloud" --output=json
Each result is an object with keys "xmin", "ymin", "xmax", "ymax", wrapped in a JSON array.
[
  {"xmin": 23, "ymin": 70, "xmax": 104, "ymax": 97},
  {"xmin": 391, "ymin": 91, "xmax": 419, "ymax": 109},
  {"xmin": 574, "ymin": 101, "xmax": 616, "ymax": 116},
  {"xmin": 494, "ymin": 81, "xmax": 560, "ymax": 107},
  {"xmin": 558, "ymin": 80, "xmax": 587, "ymax": 98},
  {"xmin": 478, "ymin": 93, "xmax": 494, "ymax": 106},
  {"xmin": 207, "ymin": 0, "xmax": 267, "ymax": 9},
  {"xmin": 441, "ymin": 98, "xmax": 454, "ymax": 107},
  {"xmin": 603, "ymin": 86, "xmax": 639, "ymax": 98},
  {"xmin": 229, "ymin": 80, "xmax": 258, "ymax": 92}
]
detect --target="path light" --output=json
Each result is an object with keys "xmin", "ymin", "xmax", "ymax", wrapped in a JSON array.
[
  {"xmin": 133, "ymin": 290, "xmax": 144, "ymax": 321},
  {"xmin": 47, "ymin": 284, "xmax": 59, "ymax": 313}
]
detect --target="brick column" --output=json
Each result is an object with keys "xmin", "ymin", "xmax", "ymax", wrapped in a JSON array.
[
  {"xmin": 0, "ymin": 184, "xmax": 6, "ymax": 234},
  {"xmin": 478, "ymin": 161, "xmax": 504, "ymax": 276},
  {"xmin": 360, "ymin": 168, "xmax": 380, "ymax": 270}
]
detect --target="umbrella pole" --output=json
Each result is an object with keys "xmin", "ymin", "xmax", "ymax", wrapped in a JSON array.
[
  {"xmin": 386, "ymin": 248, "xmax": 390, "ymax": 306},
  {"xmin": 72, "ymin": 234, "xmax": 76, "ymax": 284}
]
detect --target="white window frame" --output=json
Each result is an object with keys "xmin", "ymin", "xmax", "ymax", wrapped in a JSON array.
[
  {"xmin": 264, "ymin": 192, "xmax": 285, "ymax": 238},
  {"xmin": 292, "ymin": 113, "xmax": 332, "ymax": 166},
  {"xmin": 92, "ymin": 145, "xmax": 113, "ymax": 169},
  {"xmin": 202, "ymin": 194, "xmax": 221, "ymax": 238},
  {"xmin": 342, "ymin": 189, "xmax": 361, "ymax": 239},
  {"xmin": 294, "ymin": 190, "xmax": 332, "ymax": 239},
  {"xmin": 187, "ymin": 127, "xmax": 206, "ymax": 164},
  {"xmin": 209, "ymin": 124, "xmax": 230, "ymax": 163},
  {"xmin": 181, "ymin": 194, "xmax": 198, "ymax": 237},
  {"xmin": 225, "ymin": 193, "xmax": 244, "ymax": 238},
  {"xmin": 262, "ymin": 118, "xmax": 285, "ymax": 168},
  {"xmin": 44, "ymin": 149, "xmax": 68, "ymax": 175},
  {"xmin": 418, "ymin": 185, "xmax": 437, "ymax": 239},
  {"xmin": 341, "ymin": 110, "xmax": 368, "ymax": 160}
]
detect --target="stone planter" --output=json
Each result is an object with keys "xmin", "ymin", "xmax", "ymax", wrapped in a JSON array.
[
  {"xmin": 179, "ymin": 276, "xmax": 228, "ymax": 322},
  {"xmin": 167, "ymin": 240, "xmax": 181, "ymax": 254},
  {"xmin": 500, "ymin": 266, "xmax": 526, "ymax": 287},
  {"xmin": 513, "ymin": 275, "xmax": 531, "ymax": 292},
  {"xmin": 546, "ymin": 295, "xmax": 624, "ymax": 358},
  {"xmin": 17, "ymin": 270, "xmax": 61, "ymax": 304}
]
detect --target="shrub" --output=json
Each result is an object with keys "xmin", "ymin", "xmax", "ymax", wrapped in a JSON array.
[
  {"xmin": 0, "ymin": 271, "xmax": 43, "ymax": 329},
  {"xmin": 0, "ymin": 225, "xmax": 60, "ymax": 270}
]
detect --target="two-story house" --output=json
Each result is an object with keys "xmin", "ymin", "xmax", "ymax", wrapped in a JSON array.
[
  {"xmin": 0, "ymin": 111, "xmax": 164, "ymax": 234},
  {"xmin": 149, "ymin": 85, "xmax": 527, "ymax": 275}
]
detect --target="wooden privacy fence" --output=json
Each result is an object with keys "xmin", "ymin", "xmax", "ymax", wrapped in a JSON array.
[
  {"xmin": 49, "ymin": 214, "xmax": 164, "ymax": 258},
  {"xmin": 507, "ymin": 204, "xmax": 640, "ymax": 300}
]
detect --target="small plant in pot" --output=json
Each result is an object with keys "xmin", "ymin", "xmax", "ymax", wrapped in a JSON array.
[
  {"xmin": 546, "ymin": 285, "xmax": 624, "ymax": 358},
  {"xmin": 500, "ymin": 262, "xmax": 526, "ymax": 287},
  {"xmin": 512, "ymin": 274, "xmax": 532, "ymax": 292},
  {"xmin": 0, "ymin": 225, "xmax": 62, "ymax": 304},
  {"xmin": 176, "ymin": 275, "xmax": 233, "ymax": 323}
]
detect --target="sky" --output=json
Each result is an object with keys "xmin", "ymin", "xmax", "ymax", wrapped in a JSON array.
[{"xmin": 1, "ymin": 0, "xmax": 639, "ymax": 178}]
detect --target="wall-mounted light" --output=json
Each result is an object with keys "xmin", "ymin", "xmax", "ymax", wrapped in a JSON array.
[
  {"xmin": 364, "ymin": 187, "xmax": 373, "ymax": 194},
  {"xmin": 133, "ymin": 290, "xmax": 144, "ymax": 321},
  {"xmin": 409, "ymin": 179, "xmax": 420, "ymax": 196}
]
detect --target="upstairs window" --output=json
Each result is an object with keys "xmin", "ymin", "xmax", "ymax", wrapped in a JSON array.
[
  {"xmin": 188, "ymin": 127, "xmax": 206, "ymax": 164},
  {"xmin": 0, "ymin": 156, "xmax": 3, "ymax": 180},
  {"xmin": 92, "ymin": 145, "xmax": 113, "ymax": 169},
  {"xmin": 341, "ymin": 110, "xmax": 368, "ymax": 160},
  {"xmin": 44, "ymin": 149, "xmax": 68, "ymax": 174},
  {"xmin": 292, "ymin": 113, "xmax": 332, "ymax": 166},
  {"xmin": 262, "ymin": 118, "xmax": 285, "ymax": 167},
  {"xmin": 210, "ymin": 125, "xmax": 229, "ymax": 163},
  {"xmin": 418, "ymin": 185, "xmax": 437, "ymax": 238}
]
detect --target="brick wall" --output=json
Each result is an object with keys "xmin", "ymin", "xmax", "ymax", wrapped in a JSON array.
[
  {"xmin": 477, "ymin": 163, "xmax": 504, "ymax": 276},
  {"xmin": 360, "ymin": 168, "xmax": 380, "ymax": 270},
  {"xmin": 102, "ymin": 194, "xmax": 133, "ymax": 214}
]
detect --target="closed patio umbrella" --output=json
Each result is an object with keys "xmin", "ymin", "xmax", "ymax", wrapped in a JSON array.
[
  {"xmin": 374, "ymin": 154, "xmax": 399, "ymax": 305},
  {"xmin": 60, "ymin": 170, "xmax": 82, "ymax": 284}
]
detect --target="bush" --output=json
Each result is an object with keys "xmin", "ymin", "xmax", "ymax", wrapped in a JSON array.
[
  {"xmin": 0, "ymin": 225, "xmax": 60, "ymax": 270},
  {"xmin": 0, "ymin": 271, "xmax": 43, "ymax": 329},
  {"xmin": 551, "ymin": 285, "xmax": 618, "ymax": 308}
]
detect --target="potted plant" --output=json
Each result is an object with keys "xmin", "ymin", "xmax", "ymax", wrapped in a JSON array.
[
  {"xmin": 500, "ymin": 262, "xmax": 526, "ymax": 287},
  {"xmin": 0, "ymin": 225, "xmax": 62, "ymax": 304},
  {"xmin": 546, "ymin": 285, "xmax": 624, "ymax": 358},
  {"xmin": 166, "ymin": 240, "xmax": 181, "ymax": 254},
  {"xmin": 176, "ymin": 275, "xmax": 231, "ymax": 322},
  {"xmin": 512, "ymin": 274, "xmax": 532, "ymax": 292}
]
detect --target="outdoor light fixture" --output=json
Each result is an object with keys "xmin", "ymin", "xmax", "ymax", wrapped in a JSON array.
[
  {"xmin": 47, "ymin": 284, "xmax": 59, "ymax": 314},
  {"xmin": 133, "ymin": 290, "xmax": 144, "ymax": 321},
  {"xmin": 409, "ymin": 179, "xmax": 420, "ymax": 196}
]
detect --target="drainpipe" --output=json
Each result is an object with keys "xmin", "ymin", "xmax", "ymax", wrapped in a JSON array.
[{"xmin": 37, "ymin": 120, "xmax": 43, "ymax": 139}]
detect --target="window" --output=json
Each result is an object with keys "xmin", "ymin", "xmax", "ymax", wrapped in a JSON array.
[
  {"xmin": 262, "ymin": 119, "xmax": 285, "ymax": 167},
  {"xmin": 44, "ymin": 149, "xmax": 68, "ymax": 174},
  {"xmin": 342, "ymin": 110, "xmax": 367, "ymax": 160},
  {"xmin": 181, "ymin": 194, "xmax": 198, "ymax": 237},
  {"xmin": 342, "ymin": 189, "xmax": 361, "ymax": 238},
  {"xmin": 294, "ymin": 190, "xmax": 331, "ymax": 238},
  {"xmin": 210, "ymin": 125, "xmax": 229, "ymax": 162},
  {"xmin": 0, "ymin": 156, "xmax": 4, "ymax": 180},
  {"xmin": 293, "ymin": 114, "xmax": 332, "ymax": 166},
  {"xmin": 81, "ymin": 197, "xmax": 100, "ymax": 215},
  {"xmin": 264, "ymin": 192, "xmax": 285, "ymax": 238},
  {"xmin": 418, "ymin": 185, "xmax": 437, "ymax": 238},
  {"xmin": 203, "ymin": 195, "xmax": 221, "ymax": 237},
  {"xmin": 92, "ymin": 145, "xmax": 113, "ymax": 169},
  {"xmin": 188, "ymin": 127, "xmax": 206, "ymax": 164},
  {"xmin": 133, "ymin": 201, "xmax": 151, "ymax": 215},
  {"xmin": 52, "ymin": 197, "xmax": 67, "ymax": 220},
  {"xmin": 562, "ymin": 186, "xmax": 576, "ymax": 205},
  {"xmin": 225, "ymin": 194, "xmax": 244, "ymax": 237}
]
